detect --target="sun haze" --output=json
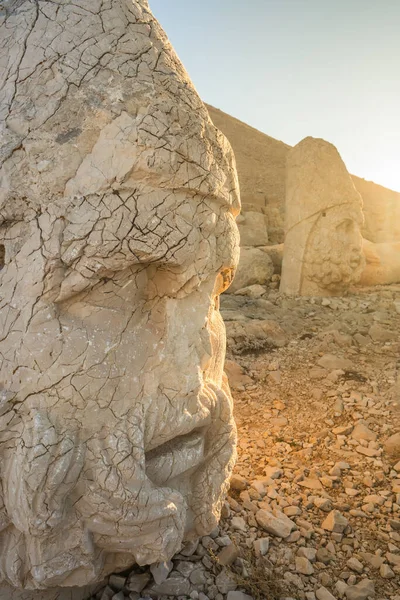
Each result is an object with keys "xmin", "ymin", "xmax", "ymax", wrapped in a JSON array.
[{"xmin": 150, "ymin": 0, "xmax": 400, "ymax": 192}]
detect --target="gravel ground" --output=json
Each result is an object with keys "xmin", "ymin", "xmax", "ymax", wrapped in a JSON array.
[{"xmin": 90, "ymin": 283, "xmax": 400, "ymax": 600}]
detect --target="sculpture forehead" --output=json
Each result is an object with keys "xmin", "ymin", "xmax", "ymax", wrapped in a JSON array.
[
  {"xmin": 0, "ymin": 0, "xmax": 240, "ymax": 217},
  {"xmin": 322, "ymin": 203, "xmax": 364, "ymax": 225},
  {"xmin": 285, "ymin": 137, "xmax": 363, "ymax": 231}
]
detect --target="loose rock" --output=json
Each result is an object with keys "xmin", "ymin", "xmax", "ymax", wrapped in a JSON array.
[
  {"xmin": 256, "ymin": 509, "xmax": 296, "ymax": 538},
  {"xmin": 322, "ymin": 511, "xmax": 349, "ymax": 534}
]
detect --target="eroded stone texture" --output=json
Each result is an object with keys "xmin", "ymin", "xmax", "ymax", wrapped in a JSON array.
[
  {"xmin": 236, "ymin": 208, "xmax": 268, "ymax": 247},
  {"xmin": 280, "ymin": 137, "xmax": 365, "ymax": 296},
  {"xmin": 359, "ymin": 239, "xmax": 400, "ymax": 286},
  {"xmin": 0, "ymin": 0, "xmax": 240, "ymax": 595},
  {"xmin": 226, "ymin": 247, "xmax": 274, "ymax": 293}
]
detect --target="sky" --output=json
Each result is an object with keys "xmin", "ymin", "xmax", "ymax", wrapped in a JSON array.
[{"xmin": 150, "ymin": 0, "xmax": 400, "ymax": 192}]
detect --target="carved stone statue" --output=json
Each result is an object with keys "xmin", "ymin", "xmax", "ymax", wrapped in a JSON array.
[
  {"xmin": 280, "ymin": 137, "xmax": 365, "ymax": 296},
  {"xmin": 0, "ymin": 1, "xmax": 240, "ymax": 597}
]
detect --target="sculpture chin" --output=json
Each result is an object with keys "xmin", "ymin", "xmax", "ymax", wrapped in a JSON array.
[
  {"xmin": 144, "ymin": 378, "xmax": 237, "ymax": 540},
  {"xmin": 0, "ymin": 379, "xmax": 235, "ymax": 590}
]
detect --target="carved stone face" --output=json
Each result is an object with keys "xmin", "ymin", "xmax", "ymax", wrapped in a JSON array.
[
  {"xmin": 0, "ymin": 0, "xmax": 240, "ymax": 592},
  {"xmin": 303, "ymin": 204, "xmax": 365, "ymax": 294},
  {"xmin": 280, "ymin": 137, "xmax": 365, "ymax": 296}
]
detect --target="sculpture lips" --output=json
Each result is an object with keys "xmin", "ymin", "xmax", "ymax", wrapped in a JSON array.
[{"xmin": 145, "ymin": 428, "xmax": 206, "ymax": 486}]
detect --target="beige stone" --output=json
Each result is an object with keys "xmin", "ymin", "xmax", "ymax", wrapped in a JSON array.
[
  {"xmin": 206, "ymin": 107, "xmax": 288, "ymax": 226},
  {"xmin": 321, "ymin": 510, "xmax": 348, "ymax": 533},
  {"xmin": 228, "ymin": 246, "xmax": 274, "ymax": 293},
  {"xmin": 234, "ymin": 284, "xmax": 266, "ymax": 298},
  {"xmin": 345, "ymin": 579, "xmax": 375, "ymax": 600},
  {"xmin": 384, "ymin": 432, "xmax": 400, "ymax": 458},
  {"xmin": 295, "ymin": 556, "xmax": 314, "ymax": 575},
  {"xmin": 369, "ymin": 323, "xmax": 397, "ymax": 342},
  {"xmin": 207, "ymin": 105, "xmax": 400, "ymax": 246},
  {"xmin": 229, "ymin": 474, "xmax": 248, "ymax": 492},
  {"xmin": 317, "ymin": 354, "xmax": 354, "ymax": 371},
  {"xmin": 253, "ymin": 537, "xmax": 270, "ymax": 556},
  {"xmin": 256, "ymin": 509, "xmax": 295, "ymax": 538},
  {"xmin": 316, "ymin": 586, "xmax": 336, "ymax": 600},
  {"xmin": 356, "ymin": 177, "xmax": 400, "ymax": 243},
  {"xmin": 224, "ymin": 360, "xmax": 253, "ymax": 390},
  {"xmin": 360, "ymin": 239, "xmax": 400, "ymax": 285},
  {"xmin": 0, "ymin": 0, "xmax": 240, "ymax": 595},
  {"xmin": 259, "ymin": 243, "xmax": 284, "ymax": 274},
  {"xmin": 225, "ymin": 319, "xmax": 287, "ymax": 355},
  {"xmin": 217, "ymin": 544, "xmax": 240, "ymax": 566},
  {"xmin": 351, "ymin": 423, "xmax": 377, "ymax": 442},
  {"xmin": 280, "ymin": 137, "xmax": 365, "ymax": 296},
  {"xmin": 237, "ymin": 209, "xmax": 269, "ymax": 246},
  {"xmin": 298, "ymin": 478, "xmax": 323, "ymax": 490}
]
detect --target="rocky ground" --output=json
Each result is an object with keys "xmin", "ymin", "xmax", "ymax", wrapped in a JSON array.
[{"xmin": 91, "ymin": 283, "xmax": 400, "ymax": 600}]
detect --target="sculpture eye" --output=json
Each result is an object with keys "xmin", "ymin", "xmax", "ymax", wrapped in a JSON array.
[{"xmin": 0, "ymin": 245, "xmax": 5, "ymax": 271}]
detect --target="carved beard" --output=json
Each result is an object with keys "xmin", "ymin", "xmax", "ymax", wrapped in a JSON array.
[
  {"xmin": 0, "ymin": 379, "xmax": 235, "ymax": 590},
  {"xmin": 304, "ymin": 219, "xmax": 364, "ymax": 291}
]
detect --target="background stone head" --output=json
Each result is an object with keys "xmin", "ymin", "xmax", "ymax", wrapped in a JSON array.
[
  {"xmin": 0, "ymin": 0, "xmax": 240, "ymax": 591},
  {"xmin": 280, "ymin": 136, "xmax": 365, "ymax": 296}
]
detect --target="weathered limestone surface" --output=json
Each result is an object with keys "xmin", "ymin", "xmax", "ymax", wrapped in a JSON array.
[
  {"xmin": 226, "ymin": 247, "xmax": 274, "ymax": 294},
  {"xmin": 236, "ymin": 209, "xmax": 269, "ymax": 247},
  {"xmin": 280, "ymin": 137, "xmax": 365, "ymax": 296},
  {"xmin": 259, "ymin": 244, "xmax": 284, "ymax": 275},
  {"xmin": 353, "ymin": 177, "xmax": 400, "ymax": 243},
  {"xmin": 207, "ymin": 105, "xmax": 400, "ymax": 246},
  {"xmin": 359, "ymin": 239, "xmax": 400, "ymax": 286},
  {"xmin": 0, "ymin": 0, "xmax": 240, "ymax": 596}
]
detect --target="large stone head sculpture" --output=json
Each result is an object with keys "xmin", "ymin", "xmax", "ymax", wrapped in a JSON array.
[
  {"xmin": 280, "ymin": 137, "xmax": 364, "ymax": 296},
  {"xmin": 0, "ymin": 0, "xmax": 240, "ymax": 594}
]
